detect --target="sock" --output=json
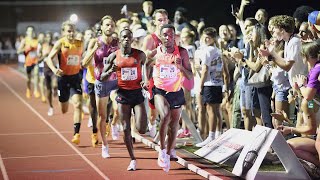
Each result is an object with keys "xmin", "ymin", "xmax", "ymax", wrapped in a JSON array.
[
  {"xmin": 216, "ymin": 131, "xmax": 221, "ymax": 138},
  {"xmin": 92, "ymin": 127, "xmax": 98, "ymax": 134},
  {"xmin": 209, "ymin": 131, "xmax": 215, "ymax": 139},
  {"xmin": 74, "ymin": 123, "xmax": 81, "ymax": 135}
]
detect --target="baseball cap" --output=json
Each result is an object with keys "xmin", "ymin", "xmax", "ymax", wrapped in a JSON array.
[
  {"xmin": 133, "ymin": 28, "xmax": 147, "ymax": 38},
  {"xmin": 308, "ymin": 11, "xmax": 320, "ymax": 31}
]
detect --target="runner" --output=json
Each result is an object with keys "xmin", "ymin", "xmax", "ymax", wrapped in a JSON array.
[
  {"xmin": 46, "ymin": 21, "xmax": 84, "ymax": 145},
  {"xmin": 37, "ymin": 31, "xmax": 57, "ymax": 116},
  {"xmin": 101, "ymin": 28, "xmax": 148, "ymax": 171},
  {"xmin": 17, "ymin": 26, "xmax": 39, "ymax": 99},
  {"xmin": 142, "ymin": 9, "xmax": 169, "ymax": 138},
  {"xmin": 82, "ymin": 15, "xmax": 118, "ymax": 158},
  {"xmin": 148, "ymin": 24, "xmax": 193, "ymax": 172}
]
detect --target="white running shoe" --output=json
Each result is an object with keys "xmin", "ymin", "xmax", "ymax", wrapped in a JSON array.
[
  {"xmin": 87, "ymin": 117, "xmax": 93, "ymax": 127},
  {"xmin": 157, "ymin": 149, "xmax": 170, "ymax": 172},
  {"xmin": 102, "ymin": 145, "xmax": 110, "ymax": 158},
  {"xmin": 170, "ymin": 149, "xmax": 178, "ymax": 161},
  {"xmin": 195, "ymin": 136, "xmax": 214, "ymax": 148},
  {"xmin": 127, "ymin": 160, "xmax": 137, "ymax": 171},
  {"xmin": 47, "ymin": 107, "xmax": 53, "ymax": 116},
  {"xmin": 111, "ymin": 124, "xmax": 120, "ymax": 140},
  {"xmin": 148, "ymin": 124, "xmax": 157, "ymax": 138}
]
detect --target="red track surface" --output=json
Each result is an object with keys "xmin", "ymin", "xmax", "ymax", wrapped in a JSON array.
[{"xmin": 0, "ymin": 65, "xmax": 234, "ymax": 180}]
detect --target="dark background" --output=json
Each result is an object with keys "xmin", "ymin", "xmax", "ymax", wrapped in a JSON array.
[
  {"xmin": 0, "ymin": 0, "xmax": 319, "ymax": 38},
  {"xmin": 153, "ymin": 0, "xmax": 319, "ymax": 27}
]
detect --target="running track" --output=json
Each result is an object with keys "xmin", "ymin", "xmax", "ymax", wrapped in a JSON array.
[{"xmin": 0, "ymin": 65, "xmax": 237, "ymax": 180}]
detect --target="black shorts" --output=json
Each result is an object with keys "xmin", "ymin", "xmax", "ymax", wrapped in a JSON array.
[
  {"xmin": 116, "ymin": 88, "xmax": 144, "ymax": 108},
  {"xmin": 25, "ymin": 64, "xmax": 36, "ymax": 74},
  {"xmin": 201, "ymin": 86, "xmax": 223, "ymax": 104},
  {"xmin": 87, "ymin": 82, "xmax": 95, "ymax": 96},
  {"xmin": 57, "ymin": 74, "xmax": 82, "ymax": 103},
  {"xmin": 153, "ymin": 87, "xmax": 185, "ymax": 109}
]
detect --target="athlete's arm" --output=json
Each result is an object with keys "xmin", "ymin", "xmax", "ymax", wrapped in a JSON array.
[
  {"xmin": 17, "ymin": 39, "xmax": 25, "ymax": 54},
  {"xmin": 100, "ymin": 52, "xmax": 116, "ymax": 81},
  {"xmin": 142, "ymin": 35, "xmax": 157, "ymax": 59},
  {"xmin": 46, "ymin": 39, "xmax": 63, "ymax": 76},
  {"xmin": 138, "ymin": 50, "xmax": 149, "ymax": 88},
  {"xmin": 178, "ymin": 47, "xmax": 193, "ymax": 80},
  {"xmin": 222, "ymin": 56, "xmax": 230, "ymax": 91},
  {"xmin": 82, "ymin": 38, "xmax": 98, "ymax": 67}
]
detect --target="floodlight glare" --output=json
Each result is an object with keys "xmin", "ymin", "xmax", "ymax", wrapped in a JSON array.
[{"xmin": 70, "ymin": 14, "xmax": 78, "ymax": 23}]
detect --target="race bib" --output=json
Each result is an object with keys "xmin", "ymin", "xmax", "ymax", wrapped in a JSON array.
[
  {"xmin": 29, "ymin": 51, "xmax": 37, "ymax": 58},
  {"xmin": 66, "ymin": 55, "xmax": 80, "ymax": 66},
  {"xmin": 121, "ymin": 67, "xmax": 138, "ymax": 80},
  {"xmin": 159, "ymin": 64, "xmax": 177, "ymax": 78},
  {"xmin": 103, "ymin": 57, "xmax": 108, "ymax": 65}
]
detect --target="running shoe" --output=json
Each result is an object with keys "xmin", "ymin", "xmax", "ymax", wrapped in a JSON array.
[
  {"xmin": 91, "ymin": 133, "xmax": 98, "ymax": 147},
  {"xmin": 87, "ymin": 117, "xmax": 93, "ymax": 127},
  {"xmin": 170, "ymin": 149, "xmax": 178, "ymax": 161},
  {"xmin": 33, "ymin": 91, "xmax": 40, "ymax": 98},
  {"xmin": 71, "ymin": 133, "xmax": 80, "ymax": 145},
  {"xmin": 148, "ymin": 124, "xmax": 157, "ymax": 138},
  {"xmin": 26, "ymin": 88, "xmax": 31, "ymax": 99},
  {"xmin": 41, "ymin": 95, "xmax": 46, "ymax": 103},
  {"xmin": 111, "ymin": 124, "xmax": 120, "ymax": 140},
  {"xmin": 47, "ymin": 107, "xmax": 53, "ymax": 116},
  {"xmin": 195, "ymin": 136, "xmax": 213, "ymax": 148},
  {"xmin": 102, "ymin": 145, "xmax": 110, "ymax": 158},
  {"xmin": 157, "ymin": 149, "xmax": 170, "ymax": 172},
  {"xmin": 127, "ymin": 160, "xmax": 137, "ymax": 171}
]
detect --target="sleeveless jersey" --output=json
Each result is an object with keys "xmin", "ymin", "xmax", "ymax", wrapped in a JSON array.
[
  {"xmin": 24, "ymin": 37, "xmax": 38, "ymax": 66},
  {"xmin": 93, "ymin": 36, "xmax": 118, "ymax": 81},
  {"xmin": 59, "ymin": 37, "xmax": 83, "ymax": 76},
  {"xmin": 153, "ymin": 45, "xmax": 185, "ymax": 92},
  {"xmin": 115, "ymin": 49, "xmax": 142, "ymax": 90},
  {"xmin": 151, "ymin": 33, "xmax": 162, "ymax": 47}
]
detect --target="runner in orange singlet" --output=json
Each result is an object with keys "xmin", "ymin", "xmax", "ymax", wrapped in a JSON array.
[{"xmin": 46, "ymin": 21, "xmax": 83, "ymax": 145}]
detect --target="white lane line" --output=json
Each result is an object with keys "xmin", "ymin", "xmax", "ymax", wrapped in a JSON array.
[
  {"xmin": 0, "ymin": 77, "xmax": 109, "ymax": 180},
  {"xmin": 3, "ymin": 151, "xmax": 155, "ymax": 160},
  {"xmin": 0, "ymin": 131, "xmax": 92, "ymax": 136},
  {"xmin": 0, "ymin": 154, "xmax": 9, "ymax": 180}
]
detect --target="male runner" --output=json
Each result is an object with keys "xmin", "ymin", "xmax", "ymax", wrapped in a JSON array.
[
  {"xmin": 82, "ymin": 15, "xmax": 118, "ymax": 158},
  {"xmin": 148, "ymin": 24, "xmax": 193, "ymax": 172},
  {"xmin": 46, "ymin": 21, "xmax": 83, "ymax": 145},
  {"xmin": 101, "ymin": 29, "xmax": 148, "ymax": 171},
  {"xmin": 17, "ymin": 26, "xmax": 39, "ymax": 98},
  {"xmin": 142, "ymin": 9, "xmax": 169, "ymax": 138}
]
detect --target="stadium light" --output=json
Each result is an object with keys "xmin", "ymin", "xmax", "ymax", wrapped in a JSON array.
[{"xmin": 70, "ymin": 14, "xmax": 78, "ymax": 23}]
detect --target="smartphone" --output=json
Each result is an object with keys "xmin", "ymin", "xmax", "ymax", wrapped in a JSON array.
[{"xmin": 231, "ymin": 4, "xmax": 235, "ymax": 16}]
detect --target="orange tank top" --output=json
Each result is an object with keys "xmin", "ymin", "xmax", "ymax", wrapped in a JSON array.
[
  {"xmin": 153, "ymin": 46, "xmax": 185, "ymax": 92},
  {"xmin": 115, "ymin": 49, "xmax": 142, "ymax": 90},
  {"xmin": 24, "ymin": 37, "xmax": 38, "ymax": 66},
  {"xmin": 59, "ymin": 37, "xmax": 83, "ymax": 76}
]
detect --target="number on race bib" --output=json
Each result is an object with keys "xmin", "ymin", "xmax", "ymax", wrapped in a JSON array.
[
  {"xmin": 29, "ymin": 51, "xmax": 37, "ymax": 58},
  {"xmin": 67, "ymin": 55, "xmax": 80, "ymax": 65},
  {"xmin": 121, "ymin": 67, "xmax": 138, "ymax": 80},
  {"xmin": 159, "ymin": 64, "xmax": 177, "ymax": 78}
]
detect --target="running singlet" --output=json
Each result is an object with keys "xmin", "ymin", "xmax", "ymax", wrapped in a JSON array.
[
  {"xmin": 59, "ymin": 37, "xmax": 83, "ymax": 76},
  {"xmin": 151, "ymin": 33, "xmax": 162, "ymax": 47},
  {"xmin": 115, "ymin": 49, "xmax": 142, "ymax": 90},
  {"xmin": 24, "ymin": 37, "xmax": 38, "ymax": 66},
  {"xmin": 153, "ymin": 45, "xmax": 185, "ymax": 92},
  {"xmin": 93, "ymin": 36, "xmax": 118, "ymax": 81}
]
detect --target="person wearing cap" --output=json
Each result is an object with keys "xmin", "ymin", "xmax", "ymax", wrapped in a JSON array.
[
  {"xmin": 132, "ymin": 28, "xmax": 147, "ymax": 49},
  {"xmin": 308, "ymin": 11, "xmax": 320, "ymax": 40}
]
